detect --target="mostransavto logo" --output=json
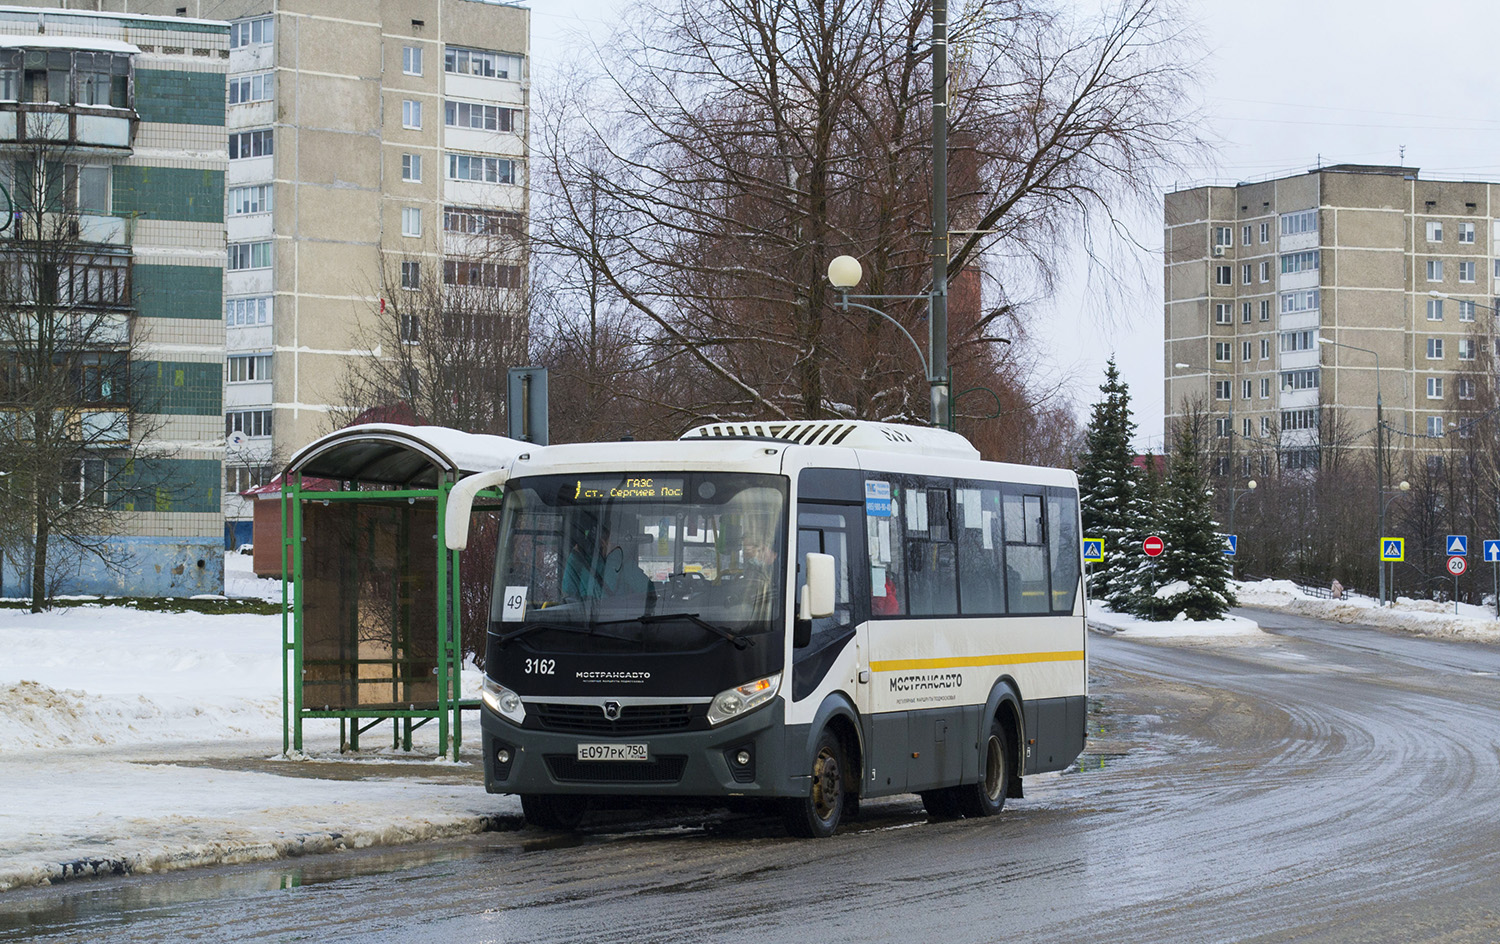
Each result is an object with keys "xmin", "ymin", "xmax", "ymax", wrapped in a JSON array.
[
  {"xmin": 575, "ymin": 670, "xmax": 652, "ymax": 683},
  {"xmin": 888, "ymin": 672, "xmax": 963, "ymax": 692}
]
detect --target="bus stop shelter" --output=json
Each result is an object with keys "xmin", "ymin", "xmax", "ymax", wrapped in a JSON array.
[{"xmin": 280, "ymin": 424, "xmax": 523, "ymax": 760}]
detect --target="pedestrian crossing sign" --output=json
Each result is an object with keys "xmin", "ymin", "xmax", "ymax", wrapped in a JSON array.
[
  {"xmin": 1082, "ymin": 538, "xmax": 1104, "ymax": 563},
  {"xmin": 1381, "ymin": 538, "xmax": 1405, "ymax": 562}
]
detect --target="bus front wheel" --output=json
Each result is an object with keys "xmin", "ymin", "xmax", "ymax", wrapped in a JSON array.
[
  {"xmin": 956, "ymin": 717, "xmax": 1011, "ymax": 818},
  {"xmin": 783, "ymin": 729, "xmax": 846, "ymax": 838}
]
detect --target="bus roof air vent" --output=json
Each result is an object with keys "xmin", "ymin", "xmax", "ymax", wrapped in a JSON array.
[{"xmin": 679, "ymin": 420, "xmax": 980, "ymax": 459}]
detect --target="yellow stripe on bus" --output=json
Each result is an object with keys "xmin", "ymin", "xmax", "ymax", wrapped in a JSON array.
[{"xmin": 869, "ymin": 651, "xmax": 1085, "ymax": 673}]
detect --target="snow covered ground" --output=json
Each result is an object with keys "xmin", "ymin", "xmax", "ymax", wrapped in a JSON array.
[{"xmin": 4, "ymin": 558, "xmax": 1500, "ymax": 892}]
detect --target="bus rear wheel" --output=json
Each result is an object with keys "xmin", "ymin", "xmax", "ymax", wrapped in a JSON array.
[
  {"xmin": 521, "ymin": 793, "xmax": 589, "ymax": 831},
  {"xmin": 783, "ymin": 729, "xmax": 845, "ymax": 838},
  {"xmin": 956, "ymin": 718, "xmax": 1011, "ymax": 818}
]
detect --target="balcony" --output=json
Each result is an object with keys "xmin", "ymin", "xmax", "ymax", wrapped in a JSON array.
[{"xmin": 0, "ymin": 45, "xmax": 138, "ymax": 153}]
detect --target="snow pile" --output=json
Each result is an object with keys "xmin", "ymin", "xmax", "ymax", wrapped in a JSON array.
[
  {"xmin": 1234, "ymin": 578, "xmax": 1500, "ymax": 643},
  {"xmin": 225, "ymin": 551, "xmax": 284, "ymax": 602},
  {"xmin": 1088, "ymin": 599, "xmax": 1262, "ymax": 640}
]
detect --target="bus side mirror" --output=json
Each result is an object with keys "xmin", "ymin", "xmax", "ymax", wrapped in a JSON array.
[{"xmin": 799, "ymin": 552, "xmax": 836, "ymax": 621}]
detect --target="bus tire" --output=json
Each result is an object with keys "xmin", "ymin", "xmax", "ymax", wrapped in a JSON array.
[
  {"xmin": 956, "ymin": 717, "xmax": 1011, "ymax": 818},
  {"xmin": 920, "ymin": 788, "xmax": 962, "ymax": 820},
  {"xmin": 783, "ymin": 729, "xmax": 845, "ymax": 838},
  {"xmin": 521, "ymin": 793, "xmax": 589, "ymax": 831}
]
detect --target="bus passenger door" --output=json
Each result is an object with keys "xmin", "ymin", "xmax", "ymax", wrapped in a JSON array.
[{"xmin": 792, "ymin": 505, "xmax": 859, "ymax": 705}]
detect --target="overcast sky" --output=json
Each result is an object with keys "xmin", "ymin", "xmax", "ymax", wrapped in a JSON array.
[{"xmin": 523, "ymin": 0, "xmax": 1500, "ymax": 448}]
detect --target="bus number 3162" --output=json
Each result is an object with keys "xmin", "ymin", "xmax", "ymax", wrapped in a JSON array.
[{"xmin": 524, "ymin": 658, "xmax": 556, "ymax": 675}]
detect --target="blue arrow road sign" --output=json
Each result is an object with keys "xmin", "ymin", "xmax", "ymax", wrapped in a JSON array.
[
  {"xmin": 1223, "ymin": 534, "xmax": 1238, "ymax": 556},
  {"xmin": 1485, "ymin": 540, "xmax": 1500, "ymax": 563},
  {"xmin": 1447, "ymin": 534, "xmax": 1468, "ymax": 556}
]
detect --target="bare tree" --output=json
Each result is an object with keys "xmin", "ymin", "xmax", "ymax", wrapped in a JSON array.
[
  {"xmin": 534, "ymin": 0, "xmax": 1203, "ymax": 440},
  {"xmin": 0, "ymin": 148, "xmax": 176, "ymax": 611}
]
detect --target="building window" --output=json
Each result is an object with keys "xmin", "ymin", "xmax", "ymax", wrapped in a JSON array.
[
  {"xmin": 1279, "ymin": 250, "xmax": 1319, "ymax": 274},
  {"xmin": 444, "ymin": 206, "xmax": 522, "ymax": 236},
  {"xmin": 402, "ymin": 99, "xmax": 422, "ymax": 129},
  {"xmin": 1259, "ymin": 260, "xmax": 1270, "ymax": 282},
  {"xmin": 1212, "ymin": 226, "xmax": 1232, "ymax": 248},
  {"xmin": 227, "ymin": 241, "xmax": 272, "ymax": 270},
  {"xmin": 1215, "ymin": 342, "xmax": 1231, "ymax": 362},
  {"xmin": 1259, "ymin": 299, "xmax": 1270, "ymax": 322},
  {"xmin": 1279, "ymin": 209, "xmax": 1316, "ymax": 236},
  {"xmin": 227, "ymin": 72, "xmax": 273, "ymax": 105},
  {"xmin": 400, "ymin": 314, "xmax": 421, "ymax": 344},
  {"xmin": 1459, "ymin": 300, "xmax": 1476, "ymax": 321},
  {"xmin": 1214, "ymin": 418, "xmax": 1230, "ymax": 438},
  {"xmin": 1282, "ymin": 448, "xmax": 1319, "ymax": 471},
  {"xmin": 444, "ymin": 100, "xmax": 521, "ymax": 133},
  {"xmin": 230, "ymin": 17, "xmax": 273, "ymax": 49},
  {"xmin": 1460, "ymin": 261, "xmax": 1476, "ymax": 283},
  {"xmin": 1242, "ymin": 417, "xmax": 1252, "ymax": 437},
  {"xmin": 1242, "ymin": 264, "xmax": 1252, "ymax": 284},
  {"xmin": 1241, "ymin": 379, "xmax": 1252, "ymax": 400},
  {"xmin": 227, "ymin": 353, "xmax": 272, "ymax": 383},
  {"xmin": 1427, "ymin": 416, "xmax": 1445, "ymax": 438},
  {"xmin": 1427, "ymin": 377, "xmax": 1444, "ymax": 400},
  {"xmin": 401, "ymin": 207, "xmax": 421, "ymax": 237},
  {"xmin": 1281, "ymin": 369, "xmax": 1320, "ymax": 390},
  {"xmin": 1280, "ymin": 329, "xmax": 1318, "ymax": 352},
  {"xmin": 1280, "ymin": 289, "xmax": 1319, "ymax": 314},
  {"xmin": 228, "ymin": 129, "xmax": 273, "ymax": 160},
  {"xmin": 400, "ymin": 261, "xmax": 420, "ymax": 290},
  {"xmin": 1242, "ymin": 225, "xmax": 1252, "ymax": 245},
  {"xmin": 226, "ymin": 410, "xmax": 273, "ymax": 439},
  {"xmin": 1459, "ymin": 338, "xmax": 1476, "ymax": 360},
  {"xmin": 1215, "ymin": 265, "xmax": 1231, "ymax": 285},
  {"xmin": 403, "ymin": 46, "xmax": 423, "ymax": 75},
  {"xmin": 1459, "ymin": 221, "xmax": 1476, "ymax": 243},
  {"xmin": 1241, "ymin": 341, "xmax": 1252, "ymax": 362},
  {"xmin": 1427, "ymin": 298, "xmax": 1444, "ymax": 321},
  {"xmin": 225, "ymin": 296, "xmax": 271, "ymax": 325},
  {"xmin": 1261, "ymin": 416, "xmax": 1271, "ymax": 434},
  {"xmin": 228, "ymin": 184, "xmax": 272, "ymax": 215},
  {"xmin": 1214, "ymin": 380, "xmax": 1230, "ymax": 400},
  {"xmin": 446, "ymin": 153, "xmax": 520, "ymax": 184},
  {"xmin": 1281, "ymin": 409, "xmax": 1318, "ymax": 431},
  {"xmin": 401, "ymin": 154, "xmax": 421, "ymax": 182},
  {"xmin": 1214, "ymin": 303, "xmax": 1231, "ymax": 324},
  {"xmin": 1260, "ymin": 378, "xmax": 1271, "ymax": 398},
  {"xmin": 226, "ymin": 464, "xmax": 273, "ymax": 495},
  {"xmin": 1241, "ymin": 301, "xmax": 1252, "ymax": 324},
  {"xmin": 442, "ymin": 260, "xmax": 521, "ymax": 288},
  {"xmin": 1259, "ymin": 222, "xmax": 1270, "ymax": 243},
  {"xmin": 444, "ymin": 46, "xmax": 523, "ymax": 80},
  {"xmin": 1426, "ymin": 220, "xmax": 1443, "ymax": 242},
  {"xmin": 1260, "ymin": 338, "xmax": 1270, "ymax": 359},
  {"xmin": 1459, "ymin": 377, "xmax": 1477, "ymax": 400},
  {"xmin": 1427, "ymin": 337, "xmax": 1444, "ymax": 359},
  {"xmin": 1427, "ymin": 259, "xmax": 1444, "ymax": 282}
]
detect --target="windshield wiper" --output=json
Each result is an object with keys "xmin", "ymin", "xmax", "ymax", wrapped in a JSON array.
[
  {"xmin": 640, "ymin": 612, "xmax": 752, "ymax": 650},
  {"xmin": 495, "ymin": 621, "xmax": 572, "ymax": 645}
]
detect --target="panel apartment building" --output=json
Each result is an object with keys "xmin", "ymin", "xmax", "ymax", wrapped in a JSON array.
[
  {"xmin": 0, "ymin": 7, "xmax": 227, "ymax": 596},
  {"xmin": 1165, "ymin": 164, "xmax": 1499, "ymax": 473},
  {"xmin": 32, "ymin": 0, "xmax": 531, "ymax": 546}
]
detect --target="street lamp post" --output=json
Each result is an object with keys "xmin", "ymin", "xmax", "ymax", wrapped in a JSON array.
[
  {"xmin": 1382, "ymin": 479, "xmax": 1411, "ymax": 603},
  {"xmin": 827, "ymin": 255, "xmax": 936, "ymax": 403},
  {"xmin": 1317, "ymin": 336, "xmax": 1389, "ymax": 603}
]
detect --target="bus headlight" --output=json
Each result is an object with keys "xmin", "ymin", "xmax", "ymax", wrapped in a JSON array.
[
  {"xmin": 707, "ymin": 673, "xmax": 780, "ymax": 726},
  {"xmin": 480, "ymin": 676, "xmax": 526, "ymax": 725}
]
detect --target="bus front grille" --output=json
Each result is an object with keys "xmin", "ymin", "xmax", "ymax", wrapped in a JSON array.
[
  {"xmin": 531, "ymin": 702, "xmax": 697, "ymax": 736},
  {"xmin": 544, "ymin": 755, "xmax": 688, "ymax": 784}
]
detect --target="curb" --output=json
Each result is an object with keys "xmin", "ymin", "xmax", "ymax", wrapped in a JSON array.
[{"xmin": 0, "ymin": 813, "xmax": 524, "ymax": 893}]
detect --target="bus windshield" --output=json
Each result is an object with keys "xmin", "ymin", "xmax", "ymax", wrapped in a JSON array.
[{"xmin": 490, "ymin": 472, "xmax": 788, "ymax": 653}]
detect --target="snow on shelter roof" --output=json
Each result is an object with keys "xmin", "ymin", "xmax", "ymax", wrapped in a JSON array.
[
  {"xmin": 285, "ymin": 424, "xmax": 528, "ymax": 488},
  {"xmin": 0, "ymin": 35, "xmax": 141, "ymax": 54}
]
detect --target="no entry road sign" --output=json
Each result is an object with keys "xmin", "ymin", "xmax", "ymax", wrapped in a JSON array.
[
  {"xmin": 1448, "ymin": 555, "xmax": 1468, "ymax": 577},
  {"xmin": 1143, "ymin": 535, "xmax": 1164, "ymax": 557}
]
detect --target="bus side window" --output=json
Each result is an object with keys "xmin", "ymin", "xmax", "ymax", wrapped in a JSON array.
[
  {"xmin": 957, "ymin": 487, "xmax": 1004, "ymax": 614},
  {"xmin": 868, "ymin": 485, "xmax": 905, "ymax": 616},
  {"xmin": 796, "ymin": 508, "xmax": 854, "ymax": 648},
  {"xmin": 906, "ymin": 486, "xmax": 957, "ymax": 616},
  {"xmin": 1003, "ymin": 492, "xmax": 1050, "ymax": 613},
  {"xmin": 1048, "ymin": 490, "xmax": 1080, "ymax": 613}
]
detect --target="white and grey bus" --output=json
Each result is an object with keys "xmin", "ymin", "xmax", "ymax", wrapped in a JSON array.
[{"xmin": 446, "ymin": 420, "xmax": 1086, "ymax": 837}]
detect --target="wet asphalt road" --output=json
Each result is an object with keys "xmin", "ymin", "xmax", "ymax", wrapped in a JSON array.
[{"xmin": 6, "ymin": 607, "xmax": 1500, "ymax": 943}]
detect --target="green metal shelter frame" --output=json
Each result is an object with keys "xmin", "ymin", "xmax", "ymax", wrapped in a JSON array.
[{"xmin": 279, "ymin": 424, "xmax": 521, "ymax": 761}]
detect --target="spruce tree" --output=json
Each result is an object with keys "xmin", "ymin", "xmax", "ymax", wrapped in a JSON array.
[
  {"xmin": 1076, "ymin": 358, "xmax": 1141, "ymax": 607},
  {"xmin": 1116, "ymin": 449, "xmax": 1165, "ymax": 618},
  {"xmin": 1136, "ymin": 420, "xmax": 1236, "ymax": 620}
]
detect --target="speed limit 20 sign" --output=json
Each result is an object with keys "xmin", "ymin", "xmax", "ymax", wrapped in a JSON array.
[{"xmin": 1447, "ymin": 555, "xmax": 1467, "ymax": 577}]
